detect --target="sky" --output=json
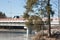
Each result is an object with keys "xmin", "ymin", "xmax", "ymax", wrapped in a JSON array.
[
  {"xmin": 50, "ymin": 0, "xmax": 58, "ymax": 18},
  {"xmin": 0, "ymin": 0, "xmax": 26, "ymax": 17},
  {"xmin": 0, "ymin": 0, "xmax": 58, "ymax": 18}
]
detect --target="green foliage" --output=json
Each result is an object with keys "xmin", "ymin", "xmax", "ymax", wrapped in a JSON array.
[
  {"xmin": 25, "ymin": 0, "xmax": 38, "ymax": 13},
  {"xmin": 23, "ymin": 13, "xmax": 29, "ymax": 19},
  {"xmin": 23, "ymin": 0, "xmax": 55, "ymax": 32},
  {"xmin": 25, "ymin": 18, "xmax": 33, "ymax": 27},
  {"xmin": 0, "ymin": 12, "xmax": 7, "ymax": 18},
  {"xmin": 33, "ymin": 19, "xmax": 43, "ymax": 31},
  {"xmin": 45, "ymin": 5, "xmax": 55, "ymax": 17},
  {"xmin": 24, "ymin": 15, "xmax": 45, "ymax": 31}
]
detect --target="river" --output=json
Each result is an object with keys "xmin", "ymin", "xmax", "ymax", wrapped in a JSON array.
[{"xmin": 0, "ymin": 32, "xmax": 32, "ymax": 40}]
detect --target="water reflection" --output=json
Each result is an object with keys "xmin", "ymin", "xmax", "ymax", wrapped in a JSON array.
[{"xmin": 0, "ymin": 32, "xmax": 31, "ymax": 40}]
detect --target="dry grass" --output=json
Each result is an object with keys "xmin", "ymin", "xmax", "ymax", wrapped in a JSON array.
[{"xmin": 32, "ymin": 32, "xmax": 56, "ymax": 40}]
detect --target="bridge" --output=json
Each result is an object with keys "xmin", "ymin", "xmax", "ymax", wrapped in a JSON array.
[
  {"xmin": 0, "ymin": 17, "xmax": 59, "ymax": 29},
  {"xmin": 0, "ymin": 18, "xmax": 26, "ymax": 29},
  {"xmin": 0, "ymin": 18, "xmax": 29, "ymax": 37}
]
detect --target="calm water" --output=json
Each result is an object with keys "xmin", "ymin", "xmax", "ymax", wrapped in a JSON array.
[{"xmin": 0, "ymin": 32, "xmax": 31, "ymax": 40}]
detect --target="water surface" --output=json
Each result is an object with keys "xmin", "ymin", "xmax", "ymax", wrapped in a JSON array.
[{"xmin": 0, "ymin": 32, "xmax": 31, "ymax": 40}]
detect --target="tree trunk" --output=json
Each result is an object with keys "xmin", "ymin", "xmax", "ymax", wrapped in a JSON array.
[
  {"xmin": 47, "ymin": 0, "xmax": 51, "ymax": 37},
  {"xmin": 48, "ymin": 10, "xmax": 51, "ymax": 37},
  {"xmin": 28, "ymin": 26, "xmax": 32, "ymax": 34}
]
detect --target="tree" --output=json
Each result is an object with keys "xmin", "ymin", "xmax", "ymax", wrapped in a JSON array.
[
  {"xmin": 32, "ymin": 15, "xmax": 44, "ymax": 32},
  {"xmin": 0, "ymin": 12, "xmax": 7, "ymax": 18},
  {"xmin": 24, "ymin": 15, "xmax": 44, "ymax": 34},
  {"xmin": 46, "ymin": 0, "xmax": 51, "ymax": 37},
  {"xmin": 24, "ymin": 0, "xmax": 55, "ymax": 35},
  {"xmin": 25, "ymin": 0, "xmax": 38, "ymax": 13},
  {"xmin": 23, "ymin": 0, "xmax": 46, "ymax": 33},
  {"xmin": 13, "ymin": 16, "xmax": 20, "ymax": 18},
  {"xmin": 23, "ymin": 13, "xmax": 29, "ymax": 19},
  {"xmin": 43, "ymin": 0, "xmax": 54, "ymax": 37}
]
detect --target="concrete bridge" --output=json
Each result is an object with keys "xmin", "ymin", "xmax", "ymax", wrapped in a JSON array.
[
  {"xmin": 0, "ymin": 18, "xmax": 26, "ymax": 29},
  {"xmin": 0, "ymin": 18, "xmax": 30, "ymax": 38}
]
